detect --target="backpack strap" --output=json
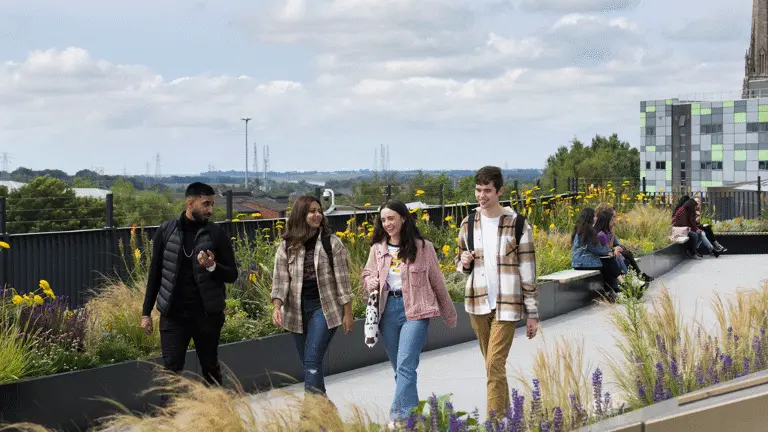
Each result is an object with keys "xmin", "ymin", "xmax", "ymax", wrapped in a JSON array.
[
  {"xmin": 321, "ymin": 231, "xmax": 335, "ymax": 272},
  {"xmin": 466, "ymin": 210, "xmax": 475, "ymax": 272},
  {"xmin": 514, "ymin": 214, "xmax": 526, "ymax": 247}
]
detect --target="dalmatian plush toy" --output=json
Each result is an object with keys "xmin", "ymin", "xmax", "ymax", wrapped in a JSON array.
[{"xmin": 364, "ymin": 290, "xmax": 380, "ymax": 348}]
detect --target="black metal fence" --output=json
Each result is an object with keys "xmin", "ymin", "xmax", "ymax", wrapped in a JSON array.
[{"xmin": 0, "ymin": 182, "xmax": 765, "ymax": 308}]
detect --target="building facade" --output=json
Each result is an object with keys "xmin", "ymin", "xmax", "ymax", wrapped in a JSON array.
[{"xmin": 640, "ymin": 98, "xmax": 768, "ymax": 193}]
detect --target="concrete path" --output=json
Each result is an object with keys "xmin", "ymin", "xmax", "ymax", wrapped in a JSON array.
[{"xmin": 249, "ymin": 254, "xmax": 768, "ymax": 423}]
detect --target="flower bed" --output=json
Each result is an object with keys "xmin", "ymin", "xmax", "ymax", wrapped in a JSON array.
[
  {"xmin": 0, "ymin": 199, "xmax": 682, "ymax": 386},
  {"xmin": 6, "ymin": 280, "xmax": 768, "ymax": 432}
]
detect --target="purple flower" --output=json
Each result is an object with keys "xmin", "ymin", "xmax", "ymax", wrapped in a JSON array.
[
  {"xmin": 530, "ymin": 378, "xmax": 542, "ymax": 423},
  {"xmin": 696, "ymin": 364, "xmax": 705, "ymax": 387},
  {"xmin": 637, "ymin": 381, "xmax": 647, "ymax": 401},
  {"xmin": 592, "ymin": 369, "xmax": 603, "ymax": 415},
  {"xmin": 742, "ymin": 357, "xmax": 751, "ymax": 377},
  {"xmin": 552, "ymin": 407, "xmax": 564, "ymax": 432},
  {"xmin": 653, "ymin": 362, "xmax": 665, "ymax": 402}
]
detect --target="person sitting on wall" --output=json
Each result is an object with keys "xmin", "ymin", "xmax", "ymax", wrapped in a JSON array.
[
  {"xmin": 693, "ymin": 197, "xmax": 727, "ymax": 253},
  {"xmin": 594, "ymin": 203, "xmax": 654, "ymax": 282},
  {"xmin": 571, "ymin": 207, "xmax": 624, "ymax": 301},
  {"xmin": 673, "ymin": 198, "xmax": 719, "ymax": 259}
]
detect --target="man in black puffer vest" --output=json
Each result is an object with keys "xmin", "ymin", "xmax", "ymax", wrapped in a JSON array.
[{"xmin": 141, "ymin": 182, "xmax": 238, "ymax": 386}]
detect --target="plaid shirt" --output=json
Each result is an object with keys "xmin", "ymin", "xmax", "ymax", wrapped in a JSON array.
[
  {"xmin": 455, "ymin": 207, "xmax": 539, "ymax": 321},
  {"xmin": 271, "ymin": 232, "xmax": 354, "ymax": 334}
]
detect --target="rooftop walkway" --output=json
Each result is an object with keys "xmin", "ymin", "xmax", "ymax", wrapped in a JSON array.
[{"xmin": 249, "ymin": 255, "xmax": 768, "ymax": 423}]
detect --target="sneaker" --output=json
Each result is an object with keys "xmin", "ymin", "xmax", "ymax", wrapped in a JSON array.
[{"xmin": 641, "ymin": 273, "xmax": 655, "ymax": 282}]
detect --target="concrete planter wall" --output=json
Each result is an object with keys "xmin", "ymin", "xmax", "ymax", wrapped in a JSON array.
[{"xmin": 0, "ymin": 244, "xmax": 692, "ymax": 432}]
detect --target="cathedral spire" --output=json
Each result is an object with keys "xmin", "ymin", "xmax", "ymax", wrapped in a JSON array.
[{"xmin": 744, "ymin": 0, "xmax": 768, "ymax": 98}]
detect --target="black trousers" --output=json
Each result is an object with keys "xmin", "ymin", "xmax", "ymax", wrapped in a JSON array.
[
  {"xmin": 621, "ymin": 249, "xmax": 642, "ymax": 275},
  {"xmin": 160, "ymin": 311, "xmax": 225, "ymax": 386},
  {"xmin": 577, "ymin": 257, "xmax": 622, "ymax": 293}
]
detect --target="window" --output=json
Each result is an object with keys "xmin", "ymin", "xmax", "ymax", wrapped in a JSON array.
[
  {"xmin": 760, "ymin": 161, "xmax": 768, "ymax": 170},
  {"xmin": 747, "ymin": 123, "xmax": 768, "ymax": 132},
  {"xmin": 681, "ymin": 170, "xmax": 687, "ymax": 180},
  {"xmin": 645, "ymin": 161, "xmax": 651, "ymax": 169},
  {"xmin": 700, "ymin": 161, "xmax": 722, "ymax": 170},
  {"xmin": 700, "ymin": 124, "xmax": 723, "ymax": 134},
  {"xmin": 681, "ymin": 161, "xmax": 686, "ymax": 169},
  {"xmin": 655, "ymin": 161, "xmax": 666, "ymax": 170},
  {"xmin": 646, "ymin": 126, "xmax": 655, "ymax": 136}
]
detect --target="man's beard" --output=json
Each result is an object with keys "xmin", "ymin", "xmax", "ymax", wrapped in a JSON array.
[{"xmin": 191, "ymin": 209, "xmax": 209, "ymax": 222}]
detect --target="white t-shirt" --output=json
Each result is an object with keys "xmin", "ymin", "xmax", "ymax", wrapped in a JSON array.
[
  {"xmin": 480, "ymin": 214, "xmax": 500, "ymax": 310},
  {"xmin": 386, "ymin": 244, "xmax": 403, "ymax": 292}
]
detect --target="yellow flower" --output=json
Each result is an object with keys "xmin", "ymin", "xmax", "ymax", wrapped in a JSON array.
[
  {"xmin": 254, "ymin": 212, "xmax": 262, "ymax": 218},
  {"xmin": 442, "ymin": 245, "xmax": 451, "ymax": 255},
  {"xmin": 133, "ymin": 248, "xmax": 141, "ymax": 262},
  {"xmin": 12, "ymin": 295, "xmax": 22, "ymax": 305},
  {"xmin": 421, "ymin": 213, "xmax": 429, "ymax": 220},
  {"xmin": 39, "ymin": 280, "xmax": 50, "ymax": 291},
  {"xmin": 232, "ymin": 218, "xmax": 240, "ymax": 222},
  {"xmin": 33, "ymin": 295, "xmax": 44, "ymax": 305},
  {"xmin": 249, "ymin": 273, "xmax": 257, "ymax": 283},
  {"xmin": 0, "ymin": 241, "xmax": 9, "ymax": 249},
  {"xmin": 364, "ymin": 202, "xmax": 371, "ymax": 206},
  {"xmin": 549, "ymin": 223, "xmax": 555, "ymax": 230},
  {"xmin": 450, "ymin": 224, "xmax": 457, "ymax": 229},
  {"xmin": 336, "ymin": 231, "xmax": 345, "ymax": 237},
  {"xmin": 444, "ymin": 215, "xmax": 453, "ymax": 222},
  {"xmin": 415, "ymin": 190, "xmax": 425, "ymax": 196}
]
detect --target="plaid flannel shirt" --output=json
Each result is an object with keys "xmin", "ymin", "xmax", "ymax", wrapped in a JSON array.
[
  {"xmin": 270, "ymin": 232, "xmax": 354, "ymax": 334},
  {"xmin": 455, "ymin": 207, "xmax": 539, "ymax": 321}
]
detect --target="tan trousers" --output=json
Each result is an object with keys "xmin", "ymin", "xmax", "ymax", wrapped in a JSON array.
[{"xmin": 469, "ymin": 311, "xmax": 517, "ymax": 417}]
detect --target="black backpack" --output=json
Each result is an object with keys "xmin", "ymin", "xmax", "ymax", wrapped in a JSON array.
[{"xmin": 465, "ymin": 210, "xmax": 526, "ymax": 272}]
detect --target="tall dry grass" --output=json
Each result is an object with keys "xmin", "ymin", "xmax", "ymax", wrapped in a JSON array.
[
  {"xmin": 613, "ymin": 205, "xmax": 673, "ymax": 255},
  {"xmin": 85, "ymin": 276, "xmax": 161, "ymax": 361},
  {"xmin": 90, "ymin": 370, "xmax": 379, "ymax": 432},
  {"xmin": 514, "ymin": 336, "xmax": 594, "ymax": 418}
]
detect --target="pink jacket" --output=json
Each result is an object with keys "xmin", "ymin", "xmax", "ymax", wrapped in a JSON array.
[{"xmin": 362, "ymin": 239, "xmax": 457, "ymax": 327}]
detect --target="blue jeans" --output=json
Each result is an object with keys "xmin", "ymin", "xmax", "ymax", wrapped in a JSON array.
[
  {"xmin": 379, "ymin": 295, "xmax": 430, "ymax": 420},
  {"xmin": 292, "ymin": 297, "xmax": 337, "ymax": 395},
  {"xmin": 698, "ymin": 231, "xmax": 714, "ymax": 251}
]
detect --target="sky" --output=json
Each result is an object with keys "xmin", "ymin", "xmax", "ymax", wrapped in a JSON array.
[{"xmin": 0, "ymin": 0, "xmax": 754, "ymax": 175}]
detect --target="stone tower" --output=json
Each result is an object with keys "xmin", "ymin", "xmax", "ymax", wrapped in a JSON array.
[{"xmin": 743, "ymin": 0, "xmax": 768, "ymax": 98}]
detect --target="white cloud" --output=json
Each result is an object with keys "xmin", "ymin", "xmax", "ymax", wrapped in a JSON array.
[
  {"xmin": 520, "ymin": 0, "xmax": 642, "ymax": 13},
  {"xmin": 519, "ymin": 0, "xmax": 642, "ymax": 13},
  {"xmin": 663, "ymin": 11, "xmax": 748, "ymax": 42},
  {"xmin": 0, "ymin": 0, "xmax": 747, "ymax": 173}
]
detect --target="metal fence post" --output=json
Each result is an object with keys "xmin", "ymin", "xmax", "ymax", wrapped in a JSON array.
[
  {"xmin": 553, "ymin": 176, "xmax": 557, "ymax": 193},
  {"xmin": 386, "ymin": 184, "xmax": 391, "ymax": 201},
  {"xmin": 439, "ymin": 184, "xmax": 445, "ymax": 229},
  {"xmin": 105, "ymin": 193, "xmax": 114, "ymax": 228},
  {"xmin": 225, "ymin": 189, "xmax": 234, "ymax": 236},
  {"xmin": 758, "ymin": 176, "xmax": 763, "ymax": 217},
  {"xmin": 642, "ymin": 177, "xmax": 647, "ymax": 194},
  {"xmin": 567, "ymin": 177, "xmax": 572, "ymax": 193},
  {"xmin": 0, "ymin": 196, "xmax": 6, "ymax": 289},
  {"xmin": 105, "ymin": 193, "xmax": 116, "ymax": 277}
]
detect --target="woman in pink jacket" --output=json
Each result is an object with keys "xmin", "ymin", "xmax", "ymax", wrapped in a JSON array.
[{"xmin": 362, "ymin": 200, "xmax": 457, "ymax": 424}]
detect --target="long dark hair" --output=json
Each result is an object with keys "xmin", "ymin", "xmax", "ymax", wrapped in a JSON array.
[
  {"xmin": 674, "ymin": 195, "xmax": 690, "ymax": 215},
  {"xmin": 594, "ymin": 209, "xmax": 613, "ymax": 234},
  {"xmin": 571, "ymin": 207, "xmax": 597, "ymax": 245},
  {"xmin": 682, "ymin": 198, "xmax": 697, "ymax": 215},
  {"xmin": 282, "ymin": 195, "xmax": 328, "ymax": 254},
  {"xmin": 371, "ymin": 200, "xmax": 424, "ymax": 263}
]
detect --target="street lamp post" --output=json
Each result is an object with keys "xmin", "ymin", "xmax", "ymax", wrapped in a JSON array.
[{"xmin": 241, "ymin": 117, "xmax": 251, "ymax": 188}]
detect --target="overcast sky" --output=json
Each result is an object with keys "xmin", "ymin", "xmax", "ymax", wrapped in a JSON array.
[{"xmin": 0, "ymin": 0, "xmax": 753, "ymax": 175}]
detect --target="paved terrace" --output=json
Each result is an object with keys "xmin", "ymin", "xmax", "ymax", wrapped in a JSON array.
[{"xmin": 249, "ymin": 255, "xmax": 768, "ymax": 423}]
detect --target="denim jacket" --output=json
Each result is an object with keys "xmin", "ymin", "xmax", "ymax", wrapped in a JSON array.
[{"xmin": 571, "ymin": 233, "xmax": 612, "ymax": 268}]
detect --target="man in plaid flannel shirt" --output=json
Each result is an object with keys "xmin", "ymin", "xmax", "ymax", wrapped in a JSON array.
[{"xmin": 455, "ymin": 166, "xmax": 539, "ymax": 417}]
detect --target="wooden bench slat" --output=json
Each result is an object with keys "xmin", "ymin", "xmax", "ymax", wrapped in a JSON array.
[{"xmin": 538, "ymin": 268, "xmax": 601, "ymax": 283}]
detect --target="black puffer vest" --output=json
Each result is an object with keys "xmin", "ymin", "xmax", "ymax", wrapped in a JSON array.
[{"xmin": 156, "ymin": 216, "xmax": 226, "ymax": 315}]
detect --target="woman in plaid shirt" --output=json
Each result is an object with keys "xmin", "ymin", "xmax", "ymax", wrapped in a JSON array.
[
  {"xmin": 270, "ymin": 196, "xmax": 355, "ymax": 397},
  {"xmin": 362, "ymin": 200, "xmax": 457, "ymax": 425}
]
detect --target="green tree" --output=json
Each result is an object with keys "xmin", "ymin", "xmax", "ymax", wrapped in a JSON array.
[
  {"xmin": 111, "ymin": 179, "xmax": 180, "ymax": 227},
  {"xmin": 72, "ymin": 177, "xmax": 99, "ymax": 188},
  {"xmin": 542, "ymin": 134, "xmax": 639, "ymax": 191},
  {"xmin": 6, "ymin": 176, "xmax": 105, "ymax": 233}
]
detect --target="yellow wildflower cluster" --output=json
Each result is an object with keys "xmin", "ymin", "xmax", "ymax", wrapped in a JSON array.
[{"xmin": 10, "ymin": 279, "xmax": 55, "ymax": 307}]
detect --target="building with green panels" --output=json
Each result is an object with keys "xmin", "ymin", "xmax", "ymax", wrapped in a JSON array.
[{"xmin": 640, "ymin": 98, "xmax": 768, "ymax": 193}]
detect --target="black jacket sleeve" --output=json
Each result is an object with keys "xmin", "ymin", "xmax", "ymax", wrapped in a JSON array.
[
  {"xmin": 210, "ymin": 226, "xmax": 238, "ymax": 284},
  {"xmin": 141, "ymin": 227, "xmax": 166, "ymax": 316}
]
